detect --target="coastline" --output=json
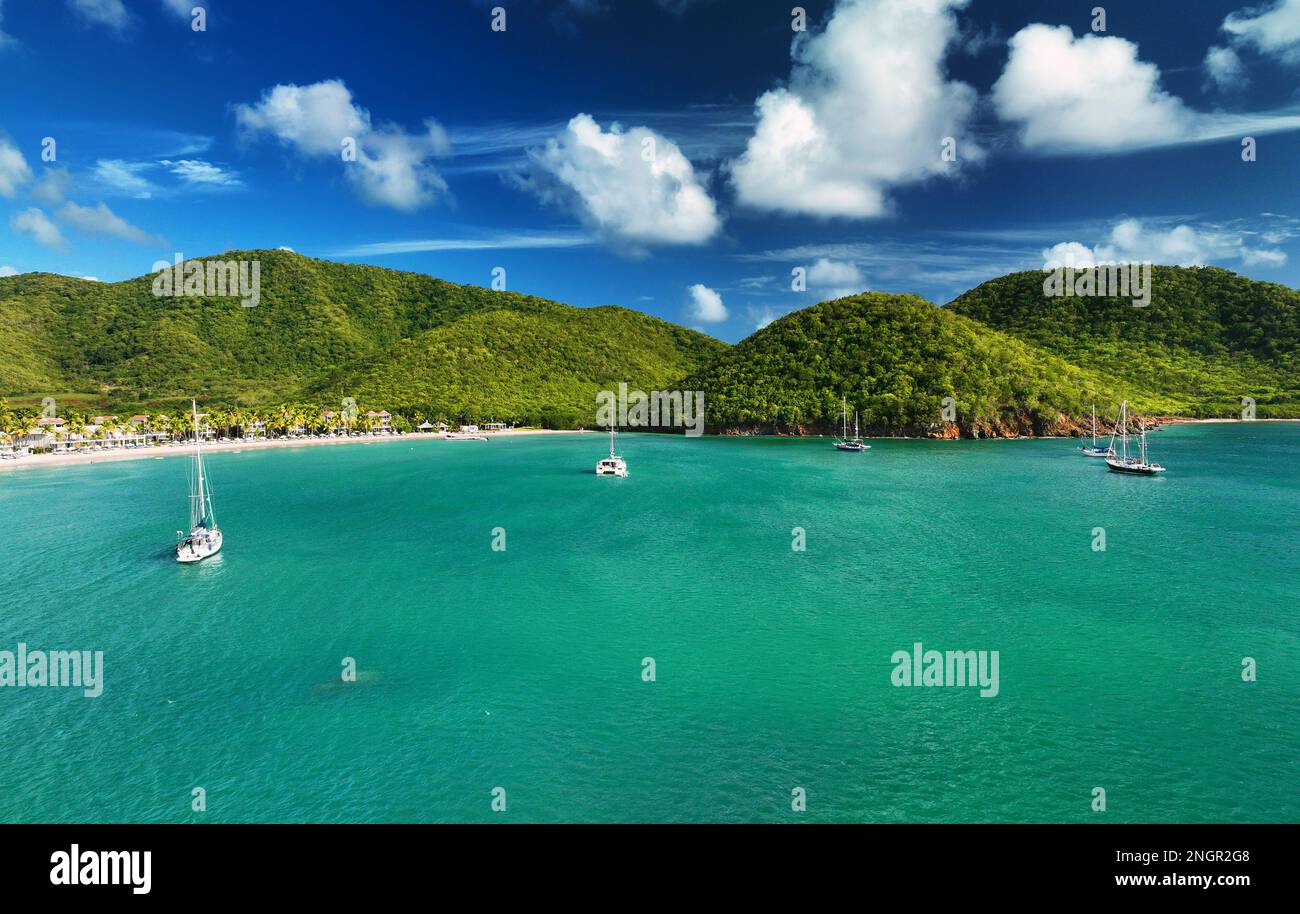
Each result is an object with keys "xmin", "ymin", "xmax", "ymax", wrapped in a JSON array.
[
  {"xmin": 0, "ymin": 428, "xmax": 590, "ymax": 474},
  {"xmin": 3, "ymin": 418, "xmax": 1296, "ymax": 475}
]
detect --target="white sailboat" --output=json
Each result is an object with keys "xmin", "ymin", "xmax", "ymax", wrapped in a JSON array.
[
  {"xmin": 834, "ymin": 396, "xmax": 869, "ymax": 452},
  {"xmin": 176, "ymin": 399, "xmax": 223, "ymax": 563},
  {"xmin": 1105, "ymin": 400, "xmax": 1165, "ymax": 475},
  {"xmin": 1079, "ymin": 404, "xmax": 1110, "ymax": 457},
  {"xmin": 595, "ymin": 423, "xmax": 628, "ymax": 477}
]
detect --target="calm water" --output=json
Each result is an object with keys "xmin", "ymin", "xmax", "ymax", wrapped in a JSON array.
[{"xmin": 0, "ymin": 425, "xmax": 1297, "ymax": 823}]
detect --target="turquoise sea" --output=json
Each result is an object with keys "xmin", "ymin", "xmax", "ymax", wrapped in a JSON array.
[{"xmin": 0, "ymin": 424, "xmax": 1297, "ymax": 823}]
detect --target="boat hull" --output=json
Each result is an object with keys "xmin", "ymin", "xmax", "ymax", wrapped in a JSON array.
[
  {"xmin": 596, "ymin": 458, "xmax": 628, "ymax": 477},
  {"xmin": 1079, "ymin": 447, "xmax": 1111, "ymax": 458},
  {"xmin": 177, "ymin": 529, "xmax": 223, "ymax": 563},
  {"xmin": 1105, "ymin": 459, "xmax": 1165, "ymax": 475},
  {"xmin": 834, "ymin": 442, "xmax": 870, "ymax": 452}
]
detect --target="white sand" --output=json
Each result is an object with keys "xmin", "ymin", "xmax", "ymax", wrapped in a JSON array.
[{"xmin": 0, "ymin": 428, "xmax": 590, "ymax": 474}]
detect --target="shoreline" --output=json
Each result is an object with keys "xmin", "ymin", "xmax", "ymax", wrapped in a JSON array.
[
  {"xmin": 0, "ymin": 428, "xmax": 590, "ymax": 474},
  {"xmin": 3, "ymin": 418, "xmax": 1296, "ymax": 474}
]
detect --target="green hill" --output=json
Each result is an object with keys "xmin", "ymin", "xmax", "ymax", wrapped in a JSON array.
[
  {"xmin": 946, "ymin": 266, "xmax": 1300, "ymax": 418},
  {"xmin": 0, "ymin": 249, "xmax": 723, "ymax": 424},
  {"xmin": 2, "ymin": 253, "xmax": 1295, "ymax": 436},
  {"xmin": 309, "ymin": 305, "xmax": 725, "ymax": 427},
  {"xmin": 683, "ymin": 292, "xmax": 1121, "ymax": 436}
]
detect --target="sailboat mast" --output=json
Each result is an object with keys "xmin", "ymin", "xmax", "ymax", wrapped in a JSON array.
[
  {"xmin": 192, "ymin": 399, "xmax": 207, "ymax": 525},
  {"xmin": 1091, "ymin": 404, "xmax": 1097, "ymax": 446},
  {"xmin": 1121, "ymin": 401, "xmax": 1130, "ymax": 461}
]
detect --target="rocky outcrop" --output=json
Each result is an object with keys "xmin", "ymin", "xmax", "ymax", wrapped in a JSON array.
[{"xmin": 706, "ymin": 410, "xmax": 1111, "ymax": 440}]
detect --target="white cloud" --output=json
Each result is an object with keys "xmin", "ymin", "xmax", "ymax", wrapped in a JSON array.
[
  {"xmin": 729, "ymin": 0, "xmax": 979, "ymax": 219},
  {"xmin": 161, "ymin": 159, "xmax": 241, "ymax": 187},
  {"xmin": 808, "ymin": 258, "xmax": 867, "ymax": 299},
  {"xmin": 336, "ymin": 231, "xmax": 591, "ymax": 257},
  {"xmin": 1222, "ymin": 0, "xmax": 1300, "ymax": 64},
  {"xmin": 0, "ymin": 137, "xmax": 31, "ymax": 197},
  {"xmin": 520, "ymin": 113, "xmax": 721, "ymax": 252},
  {"xmin": 686, "ymin": 283, "xmax": 727, "ymax": 323},
  {"xmin": 235, "ymin": 80, "xmax": 367, "ymax": 156},
  {"xmin": 67, "ymin": 0, "xmax": 129, "ymax": 31},
  {"xmin": 92, "ymin": 159, "xmax": 156, "ymax": 198},
  {"xmin": 10, "ymin": 208, "xmax": 65, "ymax": 250},
  {"xmin": 1204, "ymin": 45, "xmax": 1248, "ymax": 90},
  {"xmin": 751, "ymin": 306, "xmax": 782, "ymax": 330},
  {"xmin": 1042, "ymin": 218, "xmax": 1287, "ymax": 269},
  {"xmin": 57, "ymin": 201, "xmax": 165, "ymax": 246},
  {"xmin": 994, "ymin": 25, "xmax": 1193, "ymax": 153},
  {"xmin": 160, "ymin": 0, "xmax": 202, "ymax": 18},
  {"xmin": 234, "ymin": 79, "xmax": 450, "ymax": 211},
  {"xmin": 0, "ymin": 0, "xmax": 16, "ymax": 50},
  {"xmin": 31, "ymin": 167, "xmax": 73, "ymax": 204},
  {"xmin": 348, "ymin": 123, "xmax": 450, "ymax": 210},
  {"xmin": 0, "ymin": 265, "xmax": 17, "ymax": 277},
  {"xmin": 995, "ymin": 24, "xmax": 1300, "ymax": 153}
]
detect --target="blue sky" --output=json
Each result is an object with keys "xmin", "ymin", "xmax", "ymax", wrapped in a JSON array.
[{"xmin": 2, "ymin": 0, "xmax": 1299, "ymax": 342}]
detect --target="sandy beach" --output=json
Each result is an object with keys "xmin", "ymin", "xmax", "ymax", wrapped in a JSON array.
[{"xmin": 0, "ymin": 428, "xmax": 591, "ymax": 474}]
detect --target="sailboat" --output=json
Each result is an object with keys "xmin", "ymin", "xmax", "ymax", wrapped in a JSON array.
[
  {"xmin": 1079, "ymin": 404, "xmax": 1111, "ymax": 457},
  {"xmin": 834, "ymin": 397, "xmax": 870, "ymax": 452},
  {"xmin": 1105, "ymin": 400, "xmax": 1165, "ymax": 476},
  {"xmin": 595, "ymin": 423, "xmax": 628, "ymax": 477},
  {"xmin": 176, "ymin": 400, "xmax": 223, "ymax": 562}
]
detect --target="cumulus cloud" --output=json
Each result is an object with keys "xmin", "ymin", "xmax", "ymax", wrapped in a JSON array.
[
  {"xmin": 519, "ymin": 113, "xmax": 721, "ymax": 252},
  {"xmin": 686, "ymin": 283, "xmax": 728, "ymax": 323},
  {"xmin": 57, "ymin": 201, "xmax": 166, "ymax": 246},
  {"xmin": 0, "ymin": 265, "xmax": 17, "ymax": 277},
  {"xmin": 0, "ymin": 137, "xmax": 31, "ymax": 197},
  {"xmin": 995, "ymin": 24, "xmax": 1300, "ymax": 152},
  {"xmin": 729, "ymin": 0, "xmax": 980, "ymax": 219},
  {"xmin": 994, "ymin": 25, "xmax": 1194, "ymax": 153},
  {"xmin": 1042, "ymin": 218, "xmax": 1287, "ymax": 270},
  {"xmin": 10, "ymin": 208, "xmax": 65, "ymax": 250},
  {"xmin": 234, "ymin": 79, "xmax": 450, "ymax": 211},
  {"xmin": 808, "ymin": 258, "xmax": 867, "ymax": 299},
  {"xmin": 1222, "ymin": 0, "xmax": 1300, "ymax": 64},
  {"xmin": 67, "ymin": 0, "xmax": 129, "ymax": 32},
  {"xmin": 1204, "ymin": 45, "xmax": 1248, "ymax": 91}
]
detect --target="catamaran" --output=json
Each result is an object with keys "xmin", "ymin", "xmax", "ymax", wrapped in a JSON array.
[
  {"xmin": 176, "ymin": 399, "xmax": 223, "ymax": 562},
  {"xmin": 1079, "ymin": 404, "xmax": 1110, "ymax": 457},
  {"xmin": 834, "ymin": 396, "xmax": 870, "ymax": 452},
  {"xmin": 596, "ymin": 424, "xmax": 628, "ymax": 477},
  {"xmin": 1105, "ymin": 400, "xmax": 1165, "ymax": 475}
]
